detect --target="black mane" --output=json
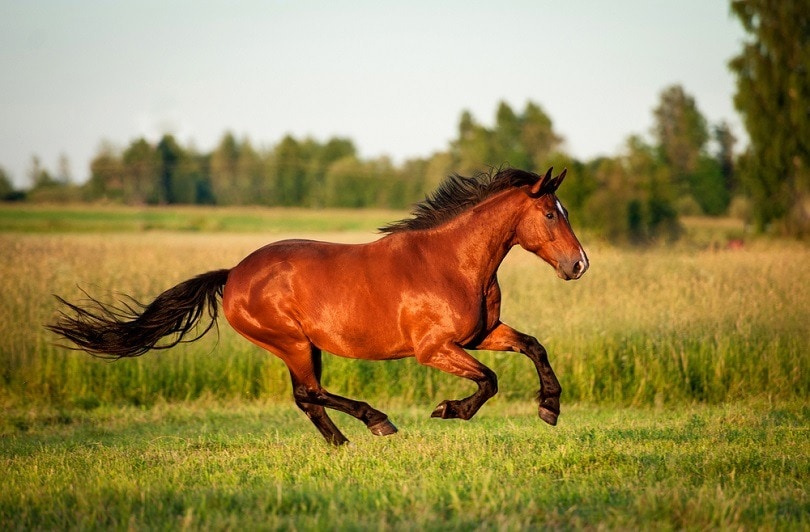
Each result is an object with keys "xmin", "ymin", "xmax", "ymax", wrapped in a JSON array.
[{"xmin": 380, "ymin": 167, "xmax": 548, "ymax": 234}]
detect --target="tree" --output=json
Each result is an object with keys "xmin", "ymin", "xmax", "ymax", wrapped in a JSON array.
[
  {"xmin": 520, "ymin": 101, "xmax": 562, "ymax": 171},
  {"xmin": 493, "ymin": 102, "xmax": 530, "ymax": 169},
  {"xmin": 423, "ymin": 151, "xmax": 454, "ymax": 193},
  {"xmin": 453, "ymin": 110, "xmax": 494, "ymax": 175},
  {"xmin": 451, "ymin": 101, "xmax": 562, "ymax": 176},
  {"xmin": 652, "ymin": 84, "xmax": 730, "ymax": 215},
  {"xmin": 156, "ymin": 135, "xmax": 183, "ymax": 204},
  {"xmin": 235, "ymin": 139, "xmax": 265, "ymax": 205},
  {"xmin": 56, "ymin": 153, "xmax": 72, "ymax": 184},
  {"xmin": 209, "ymin": 132, "xmax": 242, "ymax": 205},
  {"xmin": 122, "ymin": 138, "xmax": 159, "ymax": 204},
  {"xmin": 27, "ymin": 154, "xmax": 80, "ymax": 202},
  {"xmin": 0, "ymin": 166, "xmax": 16, "ymax": 200},
  {"xmin": 323, "ymin": 156, "xmax": 377, "ymax": 208},
  {"xmin": 652, "ymin": 85, "xmax": 709, "ymax": 183},
  {"xmin": 28, "ymin": 155, "xmax": 56, "ymax": 189},
  {"xmin": 306, "ymin": 137, "xmax": 357, "ymax": 207},
  {"xmin": 729, "ymin": 0, "xmax": 810, "ymax": 235},
  {"xmin": 396, "ymin": 157, "xmax": 430, "ymax": 208},
  {"xmin": 86, "ymin": 142, "xmax": 124, "ymax": 200},
  {"xmin": 583, "ymin": 136, "xmax": 681, "ymax": 244},
  {"xmin": 274, "ymin": 135, "xmax": 308, "ymax": 206},
  {"xmin": 713, "ymin": 120, "xmax": 737, "ymax": 194}
]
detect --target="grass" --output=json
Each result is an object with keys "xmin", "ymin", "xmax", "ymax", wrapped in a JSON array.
[
  {"xmin": 2, "ymin": 227, "xmax": 807, "ymax": 409},
  {"xmin": 1, "ymin": 207, "xmax": 808, "ymax": 528},
  {"xmin": 0, "ymin": 203, "xmax": 402, "ymax": 233},
  {"xmin": 2, "ymin": 400, "xmax": 807, "ymax": 530}
]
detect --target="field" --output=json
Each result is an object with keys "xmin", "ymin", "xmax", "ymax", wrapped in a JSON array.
[
  {"xmin": 1, "ymin": 205, "xmax": 808, "ymax": 529},
  {"xmin": 3, "ymin": 401, "xmax": 807, "ymax": 530}
]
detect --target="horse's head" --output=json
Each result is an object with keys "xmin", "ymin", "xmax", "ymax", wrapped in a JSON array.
[{"xmin": 515, "ymin": 167, "xmax": 589, "ymax": 280}]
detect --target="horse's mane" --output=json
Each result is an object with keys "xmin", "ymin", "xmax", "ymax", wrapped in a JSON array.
[{"xmin": 380, "ymin": 167, "xmax": 551, "ymax": 234}]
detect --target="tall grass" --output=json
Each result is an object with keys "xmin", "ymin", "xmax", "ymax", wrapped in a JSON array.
[{"xmin": 1, "ymin": 228, "xmax": 807, "ymax": 410}]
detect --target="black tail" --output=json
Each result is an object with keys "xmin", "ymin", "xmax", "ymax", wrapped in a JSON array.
[{"xmin": 47, "ymin": 269, "xmax": 231, "ymax": 359}]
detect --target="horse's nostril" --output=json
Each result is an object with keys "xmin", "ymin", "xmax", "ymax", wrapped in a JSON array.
[{"xmin": 573, "ymin": 260, "xmax": 584, "ymax": 275}]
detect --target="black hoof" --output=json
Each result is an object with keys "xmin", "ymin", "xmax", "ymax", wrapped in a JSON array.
[
  {"xmin": 538, "ymin": 406, "xmax": 558, "ymax": 426},
  {"xmin": 368, "ymin": 419, "xmax": 398, "ymax": 436},
  {"xmin": 431, "ymin": 401, "xmax": 455, "ymax": 418},
  {"xmin": 431, "ymin": 402, "xmax": 447, "ymax": 418}
]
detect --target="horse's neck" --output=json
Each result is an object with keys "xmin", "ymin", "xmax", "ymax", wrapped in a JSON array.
[{"xmin": 424, "ymin": 190, "xmax": 524, "ymax": 284}]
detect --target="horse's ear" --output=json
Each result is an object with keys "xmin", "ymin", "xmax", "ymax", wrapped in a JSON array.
[
  {"xmin": 550, "ymin": 168, "xmax": 567, "ymax": 191},
  {"xmin": 529, "ymin": 167, "xmax": 554, "ymax": 196}
]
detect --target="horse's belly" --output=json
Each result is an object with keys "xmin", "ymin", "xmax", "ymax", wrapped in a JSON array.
[{"xmin": 300, "ymin": 297, "xmax": 415, "ymax": 360}]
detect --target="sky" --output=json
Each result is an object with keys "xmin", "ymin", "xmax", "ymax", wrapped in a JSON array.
[{"xmin": 1, "ymin": 1, "xmax": 747, "ymax": 188}]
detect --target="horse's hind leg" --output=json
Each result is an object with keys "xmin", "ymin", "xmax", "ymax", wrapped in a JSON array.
[
  {"xmin": 415, "ymin": 342, "xmax": 498, "ymax": 420},
  {"xmin": 294, "ymin": 394, "xmax": 349, "ymax": 445},
  {"xmin": 294, "ymin": 385, "xmax": 398, "ymax": 439},
  {"xmin": 290, "ymin": 348, "xmax": 397, "ymax": 444}
]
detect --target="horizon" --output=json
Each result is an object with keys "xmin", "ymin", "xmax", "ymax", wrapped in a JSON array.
[{"xmin": 1, "ymin": 1, "xmax": 746, "ymax": 188}]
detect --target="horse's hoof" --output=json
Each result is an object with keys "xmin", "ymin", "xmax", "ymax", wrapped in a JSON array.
[
  {"xmin": 431, "ymin": 402, "xmax": 449, "ymax": 418},
  {"xmin": 368, "ymin": 419, "xmax": 398, "ymax": 436},
  {"xmin": 538, "ymin": 406, "xmax": 558, "ymax": 426}
]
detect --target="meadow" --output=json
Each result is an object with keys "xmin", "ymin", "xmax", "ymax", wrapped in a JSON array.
[
  {"xmin": 1, "ymin": 205, "xmax": 808, "ymax": 529},
  {"xmin": 3, "ymin": 400, "xmax": 808, "ymax": 530}
]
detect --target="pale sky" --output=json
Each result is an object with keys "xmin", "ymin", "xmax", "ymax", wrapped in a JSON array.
[{"xmin": 1, "ymin": 1, "xmax": 746, "ymax": 188}]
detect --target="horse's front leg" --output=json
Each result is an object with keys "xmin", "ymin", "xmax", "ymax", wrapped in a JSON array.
[{"xmin": 475, "ymin": 322, "xmax": 562, "ymax": 425}]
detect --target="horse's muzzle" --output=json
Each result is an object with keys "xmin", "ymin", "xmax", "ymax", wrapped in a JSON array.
[{"xmin": 558, "ymin": 254, "xmax": 589, "ymax": 281}]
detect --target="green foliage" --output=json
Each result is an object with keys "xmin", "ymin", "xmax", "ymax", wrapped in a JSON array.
[
  {"xmin": 321, "ymin": 155, "xmax": 419, "ymax": 209},
  {"xmin": 452, "ymin": 100, "xmax": 562, "ymax": 175},
  {"xmin": 323, "ymin": 156, "xmax": 378, "ymax": 207},
  {"xmin": 580, "ymin": 137, "xmax": 681, "ymax": 244},
  {"xmin": 653, "ymin": 85, "xmax": 709, "ymax": 179},
  {"xmin": 730, "ymin": 0, "xmax": 810, "ymax": 236},
  {"xmin": 87, "ymin": 142, "xmax": 124, "ymax": 200},
  {"xmin": 121, "ymin": 138, "xmax": 159, "ymax": 204},
  {"xmin": 0, "ymin": 167, "xmax": 13, "ymax": 200},
  {"xmin": 209, "ymin": 132, "xmax": 245, "ymax": 205},
  {"xmin": 687, "ymin": 156, "xmax": 731, "ymax": 216},
  {"xmin": 650, "ymin": 84, "xmax": 733, "ymax": 217}
]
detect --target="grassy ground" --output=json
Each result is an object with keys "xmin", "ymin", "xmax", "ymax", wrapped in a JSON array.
[
  {"xmin": 1, "ymin": 206, "xmax": 807, "ymax": 529},
  {"xmin": 2, "ymin": 400, "xmax": 807, "ymax": 530},
  {"xmin": 0, "ymin": 203, "xmax": 402, "ymax": 233}
]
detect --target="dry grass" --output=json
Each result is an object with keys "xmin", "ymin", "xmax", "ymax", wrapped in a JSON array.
[{"xmin": 1, "ymin": 225, "xmax": 807, "ymax": 410}]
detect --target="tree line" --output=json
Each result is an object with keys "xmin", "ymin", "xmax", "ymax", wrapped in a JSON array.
[
  {"xmin": 2, "ymin": 0, "xmax": 806, "ymax": 240},
  {"xmin": 1, "ymin": 84, "xmax": 738, "ymax": 245}
]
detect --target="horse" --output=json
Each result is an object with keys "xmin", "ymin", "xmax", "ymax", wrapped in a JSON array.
[{"xmin": 48, "ymin": 167, "xmax": 589, "ymax": 445}]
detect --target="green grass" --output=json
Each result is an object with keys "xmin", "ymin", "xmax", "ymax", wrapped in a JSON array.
[
  {"xmin": 2, "ymin": 400, "xmax": 807, "ymax": 530},
  {"xmin": 0, "ymin": 204, "xmax": 402, "ymax": 233}
]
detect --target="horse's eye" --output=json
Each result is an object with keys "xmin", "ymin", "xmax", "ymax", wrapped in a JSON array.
[{"xmin": 545, "ymin": 212, "xmax": 554, "ymax": 220}]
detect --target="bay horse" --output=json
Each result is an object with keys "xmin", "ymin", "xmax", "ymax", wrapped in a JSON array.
[{"xmin": 48, "ymin": 167, "xmax": 589, "ymax": 445}]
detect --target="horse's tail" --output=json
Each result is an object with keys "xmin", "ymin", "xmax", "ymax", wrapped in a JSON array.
[{"xmin": 47, "ymin": 269, "xmax": 231, "ymax": 360}]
